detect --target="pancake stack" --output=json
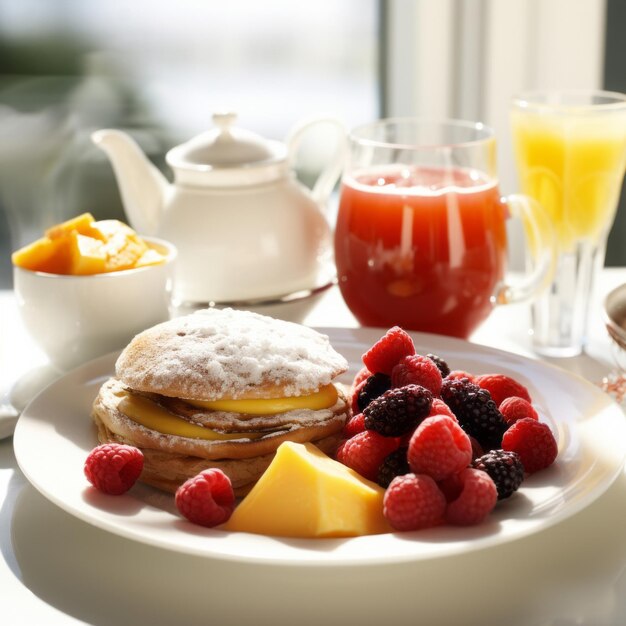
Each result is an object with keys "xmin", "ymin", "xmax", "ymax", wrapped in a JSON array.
[{"xmin": 92, "ymin": 308, "xmax": 349, "ymax": 495}]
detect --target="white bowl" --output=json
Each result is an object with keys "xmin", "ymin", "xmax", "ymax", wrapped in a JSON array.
[{"xmin": 13, "ymin": 237, "xmax": 177, "ymax": 372}]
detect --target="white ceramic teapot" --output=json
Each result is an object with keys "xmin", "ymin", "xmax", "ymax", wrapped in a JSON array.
[{"xmin": 92, "ymin": 112, "xmax": 345, "ymax": 304}]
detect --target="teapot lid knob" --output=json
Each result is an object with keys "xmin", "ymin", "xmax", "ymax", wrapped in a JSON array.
[{"xmin": 212, "ymin": 111, "xmax": 237, "ymax": 133}]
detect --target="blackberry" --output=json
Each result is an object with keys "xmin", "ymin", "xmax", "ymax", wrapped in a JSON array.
[
  {"xmin": 363, "ymin": 384, "xmax": 433, "ymax": 437},
  {"xmin": 357, "ymin": 373, "xmax": 392, "ymax": 412},
  {"xmin": 377, "ymin": 447, "xmax": 410, "ymax": 488},
  {"xmin": 440, "ymin": 378, "xmax": 508, "ymax": 450},
  {"xmin": 426, "ymin": 353, "xmax": 451, "ymax": 378},
  {"xmin": 472, "ymin": 449, "xmax": 524, "ymax": 499}
]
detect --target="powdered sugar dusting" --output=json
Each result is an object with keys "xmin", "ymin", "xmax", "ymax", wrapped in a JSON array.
[{"xmin": 116, "ymin": 308, "xmax": 348, "ymax": 400}]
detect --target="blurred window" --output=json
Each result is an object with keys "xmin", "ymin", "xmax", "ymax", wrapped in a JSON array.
[
  {"xmin": 0, "ymin": 0, "xmax": 381, "ymax": 286},
  {"xmin": 0, "ymin": 0, "xmax": 380, "ymax": 136}
]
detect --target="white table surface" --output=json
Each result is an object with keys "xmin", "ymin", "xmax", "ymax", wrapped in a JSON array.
[{"xmin": 1, "ymin": 271, "xmax": 625, "ymax": 626}]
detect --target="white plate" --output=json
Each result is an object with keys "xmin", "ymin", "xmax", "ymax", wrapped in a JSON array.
[{"xmin": 13, "ymin": 327, "xmax": 626, "ymax": 566}]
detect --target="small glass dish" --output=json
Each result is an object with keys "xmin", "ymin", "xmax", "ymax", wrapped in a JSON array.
[{"xmin": 601, "ymin": 282, "xmax": 626, "ymax": 403}]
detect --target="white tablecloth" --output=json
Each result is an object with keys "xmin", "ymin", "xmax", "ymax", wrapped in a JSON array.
[{"xmin": 1, "ymin": 271, "xmax": 625, "ymax": 626}]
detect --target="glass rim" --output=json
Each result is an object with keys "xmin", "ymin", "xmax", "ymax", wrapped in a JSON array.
[
  {"xmin": 348, "ymin": 117, "xmax": 495, "ymax": 151},
  {"xmin": 512, "ymin": 89, "xmax": 626, "ymax": 113}
]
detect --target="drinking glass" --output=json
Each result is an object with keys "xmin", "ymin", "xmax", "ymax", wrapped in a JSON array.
[
  {"xmin": 511, "ymin": 91, "xmax": 626, "ymax": 356},
  {"xmin": 334, "ymin": 118, "xmax": 555, "ymax": 338}
]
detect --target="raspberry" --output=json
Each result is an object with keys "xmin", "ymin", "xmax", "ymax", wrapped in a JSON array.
[
  {"xmin": 446, "ymin": 370, "xmax": 476, "ymax": 383},
  {"xmin": 84, "ymin": 443, "xmax": 144, "ymax": 495},
  {"xmin": 445, "ymin": 468, "xmax": 498, "ymax": 525},
  {"xmin": 499, "ymin": 396, "xmax": 539, "ymax": 426},
  {"xmin": 343, "ymin": 412, "xmax": 365, "ymax": 438},
  {"xmin": 352, "ymin": 365, "xmax": 372, "ymax": 389},
  {"xmin": 474, "ymin": 374, "xmax": 532, "ymax": 406},
  {"xmin": 356, "ymin": 373, "xmax": 392, "ymax": 412},
  {"xmin": 377, "ymin": 447, "xmax": 410, "ymax": 488},
  {"xmin": 407, "ymin": 415, "xmax": 472, "ymax": 481},
  {"xmin": 471, "ymin": 449, "xmax": 524, "ymax": 499},
  {"xmin": 383, "ymin": 473, "xmax": 446, "ymax": 531},
  {"xmin": 364, "ymin": 384, "xmax": 433, "ymax": 437},
  {"xmin": 502, "ymin": 418, "xmax": 558, "ymax": 474},
  {"xmin": 391, "ymin": 354, "xmax": 443, "ymax": 396},
  {"xmin": 362, "ymin": 326, "xmax": 415, "ymax": 375},
  {"xmin": 426, "ymin": 353, "xmax": 451, "ymax": 378},
  {"xmin": 428, "ymin": 398, "xmax": 456, "ymax": 420},
  {"xmin": 387, "ymin": 397, "xmax": 454, "ymax": 447},
  {"xmin": 440, "ymin": 378, "xmax": 508, "ymax": 450},
  {"xmin": 175, "ymin": 468, "xmax": 235, "ymax": 527},
  {"xmin": 336, "ymin": 431, "xmax": 400, "ymax": 481}
]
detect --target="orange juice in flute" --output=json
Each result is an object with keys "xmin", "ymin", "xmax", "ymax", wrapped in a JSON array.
[{"xmin": 511, "ymin": 91, "xmax": 626, "ymax": 356}]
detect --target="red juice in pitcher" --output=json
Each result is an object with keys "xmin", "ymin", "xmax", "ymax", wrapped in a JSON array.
[{"xmin": 334, "ymin": 166, "xmax": 508, "ymax": 338}]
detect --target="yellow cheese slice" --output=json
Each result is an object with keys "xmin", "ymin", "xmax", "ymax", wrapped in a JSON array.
[
  {"xmin": 188, "ymin": 384, "xmax": 338, "ymax": 415},
  {"xmin": 118, "ymin": 394, "xmax": 264, "ymax": 441},
  {"xmin": 223, "ymin": 442, "xmax": 391, "ymax": 538}
]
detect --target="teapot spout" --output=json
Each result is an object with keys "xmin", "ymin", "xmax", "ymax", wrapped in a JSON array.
[{"xmin": 92, "ymin": 129, "xmax": 168, "ymax": 235}]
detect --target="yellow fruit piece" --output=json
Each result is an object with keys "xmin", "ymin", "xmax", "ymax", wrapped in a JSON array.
[
  {"xmin": 103, "ymin": 238, "xmax": 147, "ymax": 272},
  {"xmin": 90, "ymin": 218, "xmax": 134, "ymax": 239},
  {"xmin": 223, "ymin": 442, "xmax": 391, "ymax": 538},
  {"xmin": 189, "ymin": 384, "xmax": 338, "ymax": 415},
  {"xmin": 68, "ymin": 232, "xmax": 107, "ymax": 275},
  {"xmin": 119, "ymin": 394, "xmax": 264, "ymax": 441},
  {"xmin": 11, "ymin": 236, "xmax": 70, "ymax": 274},
  {"xmin": 94, "ymin": 219, "xmax": 149, "ymax": 272},
  {"xmin": 45, "ymin": 212, "xmax": 105, "ymax": 242},
  {"xmin": 134, "ymin": 248, "xmax": 165, "ymax": 268}
]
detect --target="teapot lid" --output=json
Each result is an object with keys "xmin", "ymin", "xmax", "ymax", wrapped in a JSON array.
[{"xmin": 167, "ymin": 112, "xmax": 287, "ymax": 171}]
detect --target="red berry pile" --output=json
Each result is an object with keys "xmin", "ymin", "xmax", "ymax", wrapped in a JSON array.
[{"xmin": 339, "ymin": 326, "xmax": 558, "ymax": 532}]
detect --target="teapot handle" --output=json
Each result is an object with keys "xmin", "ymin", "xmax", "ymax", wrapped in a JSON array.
[{"xmin": 285, "ymin": 116, "xmax": 347, "ymax": 210}]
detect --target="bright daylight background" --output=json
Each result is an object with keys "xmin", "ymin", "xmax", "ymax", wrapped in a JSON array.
[{"xmin": 0, "ymin": 0, "xmax": 624, "ymax": 287}]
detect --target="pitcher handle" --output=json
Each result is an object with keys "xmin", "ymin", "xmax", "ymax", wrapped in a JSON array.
[
  {"xmin": 286, "ymin": 116, "xmax": 347, "ymax": 209},
  {"xmin": 493, "ymin": 193, "xmax": 557, "ymax": 305}
]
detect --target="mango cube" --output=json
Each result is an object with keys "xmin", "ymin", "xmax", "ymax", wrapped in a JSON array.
[
  {"xmin": 135, "ymin": 248, "xmax": 167, "ymax": 268},
  {"xmin": 90, "ymin": 218, "xmax": 135, "ymax": 240},
  {"xmin": 223, "ymin": 442, "xmax": 391, "ymax": 538},
  {"xmin": 45, "ymin": 212, "xmax": 105, "ymax": 241},
  {"xmin": 68, "ymin": 232, "xmax": 107, "ymax": 275},
  {"xmin": 11, "ymin": 236, "xmax": 69, "ymax": 274},
  {"xmin": 94, "ymin": 220, "xmax": 148, "ymax": 271}
]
